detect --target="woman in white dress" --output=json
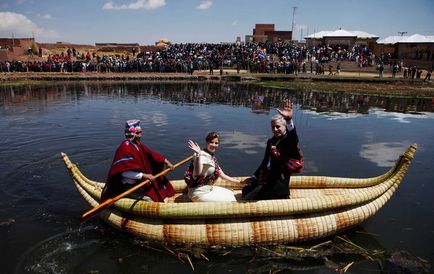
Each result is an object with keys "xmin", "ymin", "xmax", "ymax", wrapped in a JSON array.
[{"xmin": 186, "ymin": 132, "xmax": 241, "ymax": 202}]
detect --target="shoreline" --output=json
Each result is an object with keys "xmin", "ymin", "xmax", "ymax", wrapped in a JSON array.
[{"xmin": 1, "ymin": 71, "xmax": 433, "ymax": 98}]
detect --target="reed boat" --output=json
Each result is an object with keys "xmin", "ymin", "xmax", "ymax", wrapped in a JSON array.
[{"xmin": 61, "ymin": 144, "xmax": 416, "ymax": 246}]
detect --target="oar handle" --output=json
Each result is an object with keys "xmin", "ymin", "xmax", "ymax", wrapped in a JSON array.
[{"xmin": 80, "ymin": 155, "xmax": 193, "ymax": 221}]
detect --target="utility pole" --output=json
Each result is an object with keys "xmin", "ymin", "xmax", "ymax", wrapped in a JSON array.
[
  {"xmin": 398, "ymin": 31, "xmax": 407, "ymax": 37},
  {"xmin": 291, "ymin": 6, "xmax": 297, "ymax": 38}
]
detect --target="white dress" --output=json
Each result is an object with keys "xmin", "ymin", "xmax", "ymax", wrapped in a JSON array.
[{"xmin": 188, "ymin": 150, "xmax": 236, "ymax": 202}]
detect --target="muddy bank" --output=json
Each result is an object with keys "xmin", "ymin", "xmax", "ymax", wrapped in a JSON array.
[{"xmin": 1, "ymin": 72, "xmax": 433, "ymax": 98}]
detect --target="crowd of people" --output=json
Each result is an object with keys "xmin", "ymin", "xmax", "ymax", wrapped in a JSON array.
[
  {"xmin": 0, "ymin": 42, "xmax": 378, "ymax": 74},
  {"xmin": 1, "ymin": 42, "xmax": 432, "ymax": 80}
]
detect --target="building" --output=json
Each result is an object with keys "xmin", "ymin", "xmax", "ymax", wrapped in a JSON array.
[
  {"xmin": 265, "ymin": 31, "xmax": 293, "ymax": 43},
  {"xmin": 374, "ymin": 36, "xmax": 405, "ymax": 57},
  {"xmin": 305, "ymin": 29, "xmax": 378, "ymax": 49},
  {"xmin": 94, "ymin": 43, "xmax": 140, "ymax": 53},
  {"xmin": 0, "ymin": 38, "xmax": 38, "ymax": 61},
  {"xmin": 376, "ymin": 34, "xmax": 434, "ymax": 60},
  {"xmin": 155, "ymin": 38, "xmax": 170, "ymax": 47},
  {"xmin": 246, "ymin": 24, "xmax": 293, "ymax": 43}
]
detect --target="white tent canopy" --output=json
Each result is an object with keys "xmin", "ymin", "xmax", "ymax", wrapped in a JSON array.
[
  {"xmin": 377, "ymin": 34, "xmax": 434, "ymax": 44},
  {"xmin": 400, "ymin": 34, "xmax": 434, "ymax": 43},
  {"xmin": 377, "ymin": 36, "xmax": 408, "ymax": 44},
  {"xmin": 305, "ymin": 29, "xmax": 378, "ymax": 39}
]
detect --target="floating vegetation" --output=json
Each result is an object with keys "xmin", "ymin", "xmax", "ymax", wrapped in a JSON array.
[
  {"xmin": 0, "ymin": 218, "xmax": 15, "ymax": 227},
  {"xmin": 133, "ymin": 232, "xmax": 430, "ymax": 273}
]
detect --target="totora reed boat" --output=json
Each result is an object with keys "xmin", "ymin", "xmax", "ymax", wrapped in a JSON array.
[{"xmin": 62, "ymin": 144, "xmax": 416, "ymax": 246}]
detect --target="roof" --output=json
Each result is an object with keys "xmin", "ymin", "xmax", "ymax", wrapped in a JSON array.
[
  {"xmin": 352, "ymin": 31, "xmax": 379, "ymax": 39},
  {"xmin": 155, "ymin": 38, "xmax": 170, "ymax": 47},
  {"xmin": 305, "ymin": 31, "xmax": 330, "ymax": 39},
  {"xmin": 377, "ymin": 36, "xmax": 408, "ymax": 44},
  {"xmin": 377, "ymin": 34, "xmax": 434, "ymax": 44},
  {"xmin": 400, "ymin": 34, "xmax": 434, "ymax": 43},
  {"xmin": 305, "ymin": 29, "xmax": 378, "ymax": 39}
]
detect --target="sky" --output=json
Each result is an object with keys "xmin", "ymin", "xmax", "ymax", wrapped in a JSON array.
[{"xmin": 0, "ymin": 0, "xmax": 433, "ymax": 45}]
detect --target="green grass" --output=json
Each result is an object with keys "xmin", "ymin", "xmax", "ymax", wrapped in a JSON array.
[
  {"xmin": 0, "ymin": 80, "xmax": 49, "ymax": 87},
  {"xmin": 257, "ymin": 80, "xmax": 434, "ymax": 99}
]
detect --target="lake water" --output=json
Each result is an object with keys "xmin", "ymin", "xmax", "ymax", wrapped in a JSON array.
[{"xmin": 1, "ymin": 81, "xmax": 433, "ymax": 273}]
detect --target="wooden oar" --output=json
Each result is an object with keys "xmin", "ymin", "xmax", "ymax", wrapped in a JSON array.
[{"xmin": 80, "ymin": 155, "xmax": 193, "ymax": 221}]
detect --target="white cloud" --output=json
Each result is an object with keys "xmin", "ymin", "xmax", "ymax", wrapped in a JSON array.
[
  {"xmin": 219, "ymin": 131, "xmax": 265, "ymax": 155},
  {"xmin": 232, "ymin": 20, "xmax": 237, "ymax": 26},
  {"xmin": 38, "ymin": 13, "xmax": 52, "ymax": 19},
  {"xmin": 304, "ymin": 109, "xmax": 364, "ymax": 120},
  {"xmin": 196, "ymin": 111, "xmax": 212, "ymax": 126},
  {"xmin": 103, "ymin": 0, "xmax": 166, "ymax": 10},
  {"xmin": 0, "ymin": 12, "xmax": 58, "ymax": 38},
  {"xmin": 360, "ymin": 141, "xmax": 413, "ymax": 167},
  {"xmin": 371, "ymin": 108, "xmax": 434, "ymax": 123},
  {"xmin": 197, "ymin": 0, "xmax": 212, "ymax": 10},
  {"xmin": 137, "ymin": 111, "xmax": 168, "ymax": 127}
]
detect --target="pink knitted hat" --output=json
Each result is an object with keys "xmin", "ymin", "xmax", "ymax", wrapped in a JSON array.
[{"xmin": 125, "ymin": 119, "xmax": 141, "ymax": 140}]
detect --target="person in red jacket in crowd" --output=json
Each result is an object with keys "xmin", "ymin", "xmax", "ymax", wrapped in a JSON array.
[{"xmin": 101, "ymin": 120, "xmax": 175, "ymax": 202}]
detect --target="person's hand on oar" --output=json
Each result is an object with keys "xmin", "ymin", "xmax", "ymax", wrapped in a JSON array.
[
  {"xmin": 164, "ymin": 158, "xmax": 175, "ymax": 171},
  {"xmin": 141, "ymin": 173, "xmax": 155, "ymax": 181}
]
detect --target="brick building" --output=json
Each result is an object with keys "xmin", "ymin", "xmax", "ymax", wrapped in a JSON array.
[
  {"xmin": 0, "ymin": 38, "xmax": 37, "ymax": 61},
  {"xmin": 246, "ymin": 24, "xmax": 293, "ymax": 43},
  {"xmin": 95, "ymin": 43, "xmax": 140, "ymax": 53}
]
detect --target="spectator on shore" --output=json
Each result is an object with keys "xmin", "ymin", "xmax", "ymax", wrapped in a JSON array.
[
  {"xmin": 328, "ymin": 64, "xmax": 333, "ymax": 75},
  {"xmin": 424, "ymin": 69, "xmax": 432, "ymax": 81},
  {"xmin": 392, "ymin": 62, "xmax": 398, "ymax": 78},
  {"xmin": 378, "ymin": 63, "xmax": 384, "ymax": 78}
]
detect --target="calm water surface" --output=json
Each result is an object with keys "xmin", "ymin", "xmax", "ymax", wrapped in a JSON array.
[{"xmin": 1, "ymin": 82, "xmax": 433, "ymax": 273}]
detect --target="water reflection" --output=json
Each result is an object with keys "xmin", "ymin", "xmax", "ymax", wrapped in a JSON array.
[
  {"xmin": 1, "ymin": 82, "xmax": 433, "ymax": 273},
  {"xmin": 360, "ymin": 141, "xmax": 414, "ymax": 167},
  {"xmin": 219, "ymin": 131, "xmax": 266, "ymax": 155},
  {"xmin": 1, "ymin": 82, "xmax": 433, "ymax": 115},
  {"xmin": 371, "ymin": 108, "xmax": 434, "ymax": 123}
]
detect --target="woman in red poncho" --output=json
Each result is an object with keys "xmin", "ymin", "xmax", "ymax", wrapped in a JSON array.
[{"xmin": 101, "ymin": 120, "xmax": 175, "ymax": 202}]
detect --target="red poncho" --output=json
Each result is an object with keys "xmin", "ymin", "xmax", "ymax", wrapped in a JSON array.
[{"xmin": 101, "ymin": 140, "xmax": 175, "ymax": 202}]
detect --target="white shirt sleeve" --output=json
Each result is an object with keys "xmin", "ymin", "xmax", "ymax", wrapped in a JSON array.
[
  {"xmin": 287, "ymin": 119, "xmax": 294, "ymax": 132},
  {"xmin": 196, "ymin": 151, "xmax": 216, "ymax": 177},
  {"xmin": 198, "ymin": 151, "xmax": 214, "ymax": 166},
  {"xmin": 122, "ymin": 171, "xmax": 143, "ymax": 180}
]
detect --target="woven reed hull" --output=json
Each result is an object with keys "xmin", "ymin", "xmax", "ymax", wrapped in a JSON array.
[{"xmin": 62, "ymin": 144, "xmax": 416, "ymax": 246}]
